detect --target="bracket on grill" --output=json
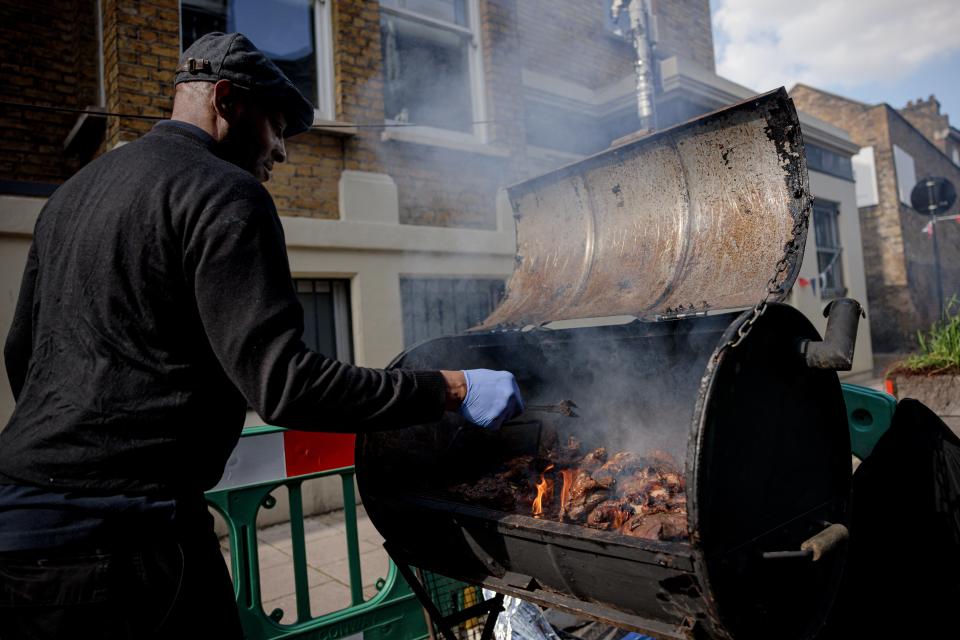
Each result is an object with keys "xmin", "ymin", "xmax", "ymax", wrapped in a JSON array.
[{"xmin": 385, "ymin": 541, "xmax": 505, "ymax": 640}]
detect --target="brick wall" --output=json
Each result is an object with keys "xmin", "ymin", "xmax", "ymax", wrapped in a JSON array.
[
  {"xmin": 651, "ymin": 0, "xmax": 714, "ymax": 72},
  {"xmin": 2, "ymin": 0, "xmax": 715, "ymax": 229},
  {"xmin": 792, "ymin": 84, "xmax": 960, "ymax": 354},
  {"xmin": 517, "ymin": 0, "xmax": 635, "ymax": 91},
  {"xmin": 898, "ymin": 96, "xmax": 949, "ymax": 153},
  {"xmin": 268, "ymin": 0, "xmax": 524, "ymax": 227},
  {"xmin": 100, "ymin": 0, "xmax": 179, "ymax": 147},
  {"xmin": 0, "ymin": 0, "xmax": 99, "ymax": 184},
  {"xmin": 886, "ymin": 109, "xmax": 960, "ymax": 335},
  {"xmin": 517, "ymin": 0, "xmax": 714, "ymax": 93}
]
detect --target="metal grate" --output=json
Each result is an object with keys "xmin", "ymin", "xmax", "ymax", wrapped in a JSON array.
[{"xmin": 416, "ymin": 569, "xmax": 488, "ymax": 640}]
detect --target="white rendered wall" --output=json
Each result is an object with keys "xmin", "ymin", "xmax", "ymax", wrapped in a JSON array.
[{"xmin": 789, "ymin": 171, "xmax": 874, "ymax": 377}]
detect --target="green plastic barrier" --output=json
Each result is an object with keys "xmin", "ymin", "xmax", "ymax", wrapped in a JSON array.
[
  {"xmin": 841, "ymin": 383, "xmax": 897, "ymax": 460},
  {"xmin": 205, "ymin": 449, "xmax": 429, "ymax": 640}
]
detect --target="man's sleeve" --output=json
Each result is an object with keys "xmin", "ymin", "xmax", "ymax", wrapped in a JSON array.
[
  {"xmin": 183, "ymin": 190, "xmax": 447, "ymax": 431},
  {"xmin": 4, "ymin": 242, "xmax": 39, "ymax": 401}
]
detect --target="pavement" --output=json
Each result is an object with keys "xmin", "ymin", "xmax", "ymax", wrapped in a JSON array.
[{"xmin": 218, "ymin": 505, "xmax": 390, "ymax": 624}]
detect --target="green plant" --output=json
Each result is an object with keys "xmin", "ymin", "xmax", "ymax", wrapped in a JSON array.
[{"xmin": 899, "ymin": 296, "xmax": 960, "ymax": 374}]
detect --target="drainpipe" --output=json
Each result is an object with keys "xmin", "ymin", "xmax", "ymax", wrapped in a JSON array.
[{"xmin": 612, "ymin": 0, "xmax": 658, "ymax": 132}]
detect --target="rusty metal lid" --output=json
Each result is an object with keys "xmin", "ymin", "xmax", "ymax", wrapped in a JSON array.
[{"xmin": 479, "ymin": 88, "xmax": 810, "ymax": 329}]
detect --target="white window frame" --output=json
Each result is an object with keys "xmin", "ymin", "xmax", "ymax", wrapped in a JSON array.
[
  {"xmin": 379, "ymin": 0, "xmax": 489, "ymax": 145},
  {"xmin": 893, "ymin": 144, "xmax": 916, "ymax": 206},
  {"xmin": 294, "ymin": 278, "xmax": 354, "ymax": 362},
  {"xmin": 852, "ymin": 146, "xmax": 879, "ymax": 208},
  {"xmin": 312, "ymin": 0, "xmax": 336, "ymax": 122},
  {"xmin": 178, "ymin": 0, "xmax": 336, "ymax": 122},
  {"xmin": 95, "ymin": 0, "xmax": 106, "ymax": 106},
  {"xmin": 812, "ymin": 200, "xmax": 846, "ymax": 300}
]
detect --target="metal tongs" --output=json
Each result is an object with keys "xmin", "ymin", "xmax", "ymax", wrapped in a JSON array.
[
  {"xmin": 524, "ymin": 400, "xmax": 579, "ymax": 418},
  {"xmin": 446, "ymin": 400, "xmax": 579, "ymax": 454}
]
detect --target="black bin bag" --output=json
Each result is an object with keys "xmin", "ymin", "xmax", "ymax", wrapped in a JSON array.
[{"xmin": 819, "ymin": 398, "xmax": 960, "ymax": 638}]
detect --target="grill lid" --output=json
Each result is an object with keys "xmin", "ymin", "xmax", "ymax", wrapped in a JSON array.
[{"xmin": 479, "ymin": 87, "xmax": 810, "ymax": 329}]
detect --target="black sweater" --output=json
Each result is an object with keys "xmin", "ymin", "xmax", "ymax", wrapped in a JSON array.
[{"xmin": 1, "ymin": 121, "xmax": 446, "ymax": 495}]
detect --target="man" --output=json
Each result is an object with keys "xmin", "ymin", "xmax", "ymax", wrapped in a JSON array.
[{"xmin": 0, "ymin": 32, "xmax": 523, "ymax": 638}]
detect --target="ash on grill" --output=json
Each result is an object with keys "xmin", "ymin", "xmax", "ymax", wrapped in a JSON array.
[{"xmin": 447, "ymin": 435, "xmax": 687, "ymax": 541}]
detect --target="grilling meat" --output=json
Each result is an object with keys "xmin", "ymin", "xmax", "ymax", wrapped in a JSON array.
[
  {"xmin": 449, "ymin": 476, "xmax": 522, "ymax": 512},
  {"xmin": 445, "ymin": 440, "xmax": 688, "ymax": 542},
  {"xmin": 594, "ymin": 451, "xmax": 642, "ymax": 480},
  {"xmin": 548, "ymin": 436, "xmax": 585, "ymax": 467},
  {"xmin": 579, "ymin": 447, "xmax": 608, "ymax": 472},
  {"xmin": 586, "ymin": 499, "xmax": 635, "ymax": 530},
  {"xmin": 622, "ymin": 512, "xmax": 688, "ymax": 541},
  {"xmin": 500, "ymin": 455, "xmax": 535, "ymax": 482},
  {"xmin": 564, "ymin": 470, "xmax": 614, "ymax": 521}
]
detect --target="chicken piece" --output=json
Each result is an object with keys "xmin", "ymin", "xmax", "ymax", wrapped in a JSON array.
[
  {"xmin": 656, "ymin": 470, "xmax": 685, "ymax": 491},
  {"xmin": 594, "ymin": 451, "xmax": 642, "ymax": 480},
  {"xmin": 586, "ymin": 499, "xmax": 635, "ymax": 530},
  {"xmin": 579, "ymin": 447, "xmax": 608, "ymax": 472},
  {"xmin": 547, "ymin": 435, "xmax": 582, "ymax": 467},
  {"xmin": 564, "ymin": 470, "xmax": 614, "ymax": 521},
  {"xmin": 639, "ymin": 449, "xmax": 681, "ymax": 474},
  {"xmin": 617, "ymin": 467, "xmax": 659, "ymax": 497},
  {"xmin": 449, "ymin": 476, "xmax": 519, "ymax": 512},
  {"xmin": 621, "ymin": 512, "xmax": 688, "ymax": 541},
  {"xmin": 499, "ymin": 455, "xmax": 535, "ymax": 482}
]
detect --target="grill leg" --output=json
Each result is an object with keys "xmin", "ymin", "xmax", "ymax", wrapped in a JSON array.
[
  {"xmin": 384, "ymin": 542, "xmax": 504, "ymax": 640},
  {"xmin": 479, "ymin": 594, "xmax": 505, "ymax": 640}
]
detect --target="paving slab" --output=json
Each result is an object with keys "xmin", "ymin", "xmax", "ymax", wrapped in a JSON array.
[{"xmin": 221, "ymin": 506, "xmax": 390, "ymax": 618}]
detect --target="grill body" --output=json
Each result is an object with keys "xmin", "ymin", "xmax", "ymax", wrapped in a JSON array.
[{"xmin": 357, "ymin": 303, "xmax": 850, "ymax": 639}]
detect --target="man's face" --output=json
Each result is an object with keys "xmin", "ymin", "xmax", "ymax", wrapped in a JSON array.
[{"xmin": 218, "ymin": 98, "xmax": 287, "ymax": 183}]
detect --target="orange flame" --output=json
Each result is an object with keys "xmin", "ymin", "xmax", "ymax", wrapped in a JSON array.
[
  {"xmin": 613, "ymin": 508, "xmax": 630, "ymax": 530},
  {"xmin": 532, "ymin": 464, "xmax": 555, "ymax": 517},
  {"xmin": 559, "ymin": 469, "xmax": 576, "ymax": 519}
]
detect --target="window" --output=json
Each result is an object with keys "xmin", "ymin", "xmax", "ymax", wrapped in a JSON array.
[
  {"xmin": 525, "ymin": 102, "xmax": 605, "ymax": 155},
  {"xmin": 805, "ymin": 144, "xmax": 854, "ymax": 181},
  {"xmin": 852, "ymin": 146, "xmax": 879, "ymax": 207},
  {"xmin": 893, "ymin": 144, "xmax": 917, "ymax": 206},
  {"xmin": 812, "ymin": 200, "xmax": 845, "ymax": 299},
  {"xmin": 295, "ymin": 279, "xmax": 354, "ymax": 362},
  {"xmin": 180, "ymin": 0, "xmax": 335, "ymax": 121},
  {"xmin": 604, "ymin": 4, "xmax": 631, "ymax": 39},
  {"xmin": 380, "ymin": 0, "xmax": 487, "ymax": 139},
  {"xmin": 400, "ymin": 277, "xmax": 504, "ymax": 346},
  {"xmin": 952, "ymin": 148, "xmax": 959, "ymax": 166}
]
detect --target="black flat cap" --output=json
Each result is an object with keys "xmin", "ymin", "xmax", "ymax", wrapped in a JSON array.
[{"xmin": 175, "ymin": 32, "xmax": 314, "ymax": 137}]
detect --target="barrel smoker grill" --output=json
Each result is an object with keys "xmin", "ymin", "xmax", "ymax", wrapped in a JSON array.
[{"xmin": 356, "ymin": 89, "xmax": 863, "ymax": 640}]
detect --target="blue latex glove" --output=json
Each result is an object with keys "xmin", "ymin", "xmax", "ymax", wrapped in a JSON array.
[{"xmin": 458, "ymin": 369, "xmax": 524, "ymax": 429}]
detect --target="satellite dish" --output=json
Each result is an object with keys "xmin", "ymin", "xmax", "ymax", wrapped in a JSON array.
[{"xmin": 910, "ymin": 177, "xmax": 957, "ymax": 216}]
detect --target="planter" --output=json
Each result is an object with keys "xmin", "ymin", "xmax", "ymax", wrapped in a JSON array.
[{"xmin": 887, "ymin": 372, "xmax": 960, "ymax": 436}]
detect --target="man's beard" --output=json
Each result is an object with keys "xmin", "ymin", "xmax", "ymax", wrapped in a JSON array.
[{"xmin": 215, "ymin": 124, "xmax": 264, "ymax": 180}]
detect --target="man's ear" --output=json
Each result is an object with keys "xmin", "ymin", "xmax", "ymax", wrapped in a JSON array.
[{"xmin": 212, "ymin": 79, "xmax": 236, "ymax": 122}]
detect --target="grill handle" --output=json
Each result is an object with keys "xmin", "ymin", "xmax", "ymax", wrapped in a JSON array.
[
  {"xmin": 797, "ymin": 298, "xmax": 864, "ymax": 371},
  {"xmin": 762, "ymin": 523, "xmax": 849, "ymax": 562}
]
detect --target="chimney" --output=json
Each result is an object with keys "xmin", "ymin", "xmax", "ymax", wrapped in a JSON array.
[{"xmin": 902, "ymin": 95, "xmax": 941, "ymax": 116}]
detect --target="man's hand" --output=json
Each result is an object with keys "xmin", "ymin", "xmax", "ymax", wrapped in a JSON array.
[
  {"xmin": 440, "ymin": 370, "xmax": 468, "ymax": 410},
  {"xmin": 444, "ymin": 369, "xmax": 524, "ymax": 429}
]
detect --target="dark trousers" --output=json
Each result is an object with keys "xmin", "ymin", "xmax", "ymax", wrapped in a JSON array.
[{"xmin": 0, "ymin": 518, "xmax": 243, "ymax": 639}]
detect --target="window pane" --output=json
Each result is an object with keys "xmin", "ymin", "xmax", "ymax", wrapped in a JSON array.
[
  {"xmin": 381, "ymin": 15, "xmax": 473, "ymax": 132},
  {"xmin": 525, "ymin": 102, "xmax": 604, "ymax": 155},
  {"xmin": 295, "ymin": 278, "xmax": 353, "ymax": 362},
  {"xmin": 805, "ymin": 144, "xmax": 854, "ymax": 181},
  {"xmin": 382, "ymin": 0, "xmax": 468, "ymax": 26},
  {"xmin": 400, "ymin": 278, "xmax": 505, "ymax": 346},
  {"xmin": 181, "ymin": 0, "xmax": 318, "ymax": 109},
  {"xmin": 812, "ymin": 201, "xmax": 844, "ymax": 297}
]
